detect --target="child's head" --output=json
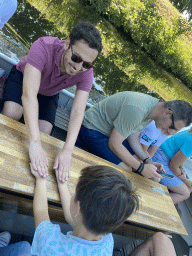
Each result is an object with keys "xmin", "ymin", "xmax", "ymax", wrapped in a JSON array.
[{"xmin": 73, "ymin": 165, "xmax": 139, "ymax": 235}]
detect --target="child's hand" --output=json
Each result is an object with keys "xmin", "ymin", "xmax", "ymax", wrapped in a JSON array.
[{"xmin": 30, "ymin": 163, "xmax": 45, "ymax": 180}]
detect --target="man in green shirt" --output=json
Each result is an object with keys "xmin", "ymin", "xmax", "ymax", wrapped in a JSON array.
[{"xmin": 76, "ymin": 91, "xmax": 192, "ymax": 179}]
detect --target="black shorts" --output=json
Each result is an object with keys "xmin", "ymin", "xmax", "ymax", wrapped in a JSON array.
[{"xmin": 1, "ymin": 66, "xmax": 59, "ymax": 126}]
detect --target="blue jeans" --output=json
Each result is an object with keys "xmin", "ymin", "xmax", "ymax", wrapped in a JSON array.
[
  {"xmin": 76, "ymin": 125, "xmax": 135, "ymax": 165},
  {"xmin": 0, "ymin": 241, "xmax": 31, "ymax": 256}
]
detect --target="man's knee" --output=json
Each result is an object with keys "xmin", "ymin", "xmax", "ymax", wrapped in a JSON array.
[
  {"xmin": 39, "ymin": 120, "xmax": 53, "ymax": 135},
  {"xmin": 1, "ymin": 101, "xmax": 23, "ymax": 120}
]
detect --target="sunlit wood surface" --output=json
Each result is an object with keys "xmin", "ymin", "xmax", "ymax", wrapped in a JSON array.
[{"xmin": 0, "ymin": 114, "xmax": 187, "ymax": 236}]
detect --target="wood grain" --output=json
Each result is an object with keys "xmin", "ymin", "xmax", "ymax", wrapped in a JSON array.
[{"xmin": 0, "ymin": 114, "xmax": 188, "ymax": 236}]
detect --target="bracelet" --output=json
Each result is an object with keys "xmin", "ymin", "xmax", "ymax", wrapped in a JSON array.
[
  {"xmin": 143, "ymin": 157, "xmax": 151, "ymax": 163},
  {"xmin": 134, "ymin": 162, "xmax": 145, "ymax": 174}
]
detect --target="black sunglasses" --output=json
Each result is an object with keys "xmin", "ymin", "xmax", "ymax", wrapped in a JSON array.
[
  {"xmin": 70, "ymin": 45, "xmax": 94, "ymax": 69},
  {"xmin": 169, "ymin": 113, "xmax": 177, "ymax": 131}
]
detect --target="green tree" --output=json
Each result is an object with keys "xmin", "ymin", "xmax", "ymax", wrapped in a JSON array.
[
  {"xmin": 172, "ymin": 0, "xmax": 192, "ymax": 21},
  {"xmin": 8, "ymin": 0, "xmax": 65, "ymax": 45}
]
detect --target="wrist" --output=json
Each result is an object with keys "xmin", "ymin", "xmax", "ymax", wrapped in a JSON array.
[
  {"xmin": 61, "ymin": 145, "xmax": 73, "ymax": 154},
  {"xmin": 36, "ymin": 177, "xmax": 47, "ymax": 184},
  {"xmin": 30, "ymin": 139, "xmax": 41, "ymax": 144},
  {"xmin": 133, "ymin": 162, "xmax": 145, "ymax": 175},
  {"xmin": 144, "ymin": 158, "xmax": 153, "ymax": 164}
]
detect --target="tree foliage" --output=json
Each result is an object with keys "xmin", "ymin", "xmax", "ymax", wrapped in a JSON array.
[
  {"xmin": 172, "ymin": 0, "xmax": 192, "ymax": 21},
  {"xmin": 23, "ymin": 0, "xmax": 192, "ymax": 102},
  {"xmin": 80, "ymin": 0, "xmax": 192, "ymax": 89},
  {"xmin": 8, "ymin": 0, "xmax": 65, "ymax": 44}
]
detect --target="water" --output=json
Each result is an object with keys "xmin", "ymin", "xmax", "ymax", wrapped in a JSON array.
[{"xmin": 0, "ymin": 0, "xmax": 162, "ymax": 102}]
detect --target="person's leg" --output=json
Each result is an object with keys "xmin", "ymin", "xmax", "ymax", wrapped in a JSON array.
[
  {"xmin": 0, "ymin": 241, "xmax": 31, "ymax": 256},
  {"xmin": 0, "ymin": 232, "xmax": 11, "ymax": 247},
  {"xmin": 1, "ymin": 66, "xmax": 23, "ymax": 120},
  {"xmin": 76, "ymin": 125, "xmax": 123, "ymax": 165},
  {"xmin": 167, "ymin": 183, "xmax": 190, "ymax": 204},
  {"xmin": 129, "ymin": 232, "xmax": 176, "ymax": 256},
  {"xmin": 38, "ymin": 120, "xmax": 53, "ymax": 135},
  {"xmin": 38, "ymin": 93, "xmax": 59, "ymax": 135}
]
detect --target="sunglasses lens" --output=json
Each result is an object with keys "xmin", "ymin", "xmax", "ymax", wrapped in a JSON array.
[
  {"xmin": 71, "ymin": 53, "xmax": 93, "ymax": 69},
  {"xmin": 71, "ymin": 54, "xmax": 82, "ymax": 63},
  {"xmin": 83, "ymin": 62, "xmax": 93, "ymax": 69}
]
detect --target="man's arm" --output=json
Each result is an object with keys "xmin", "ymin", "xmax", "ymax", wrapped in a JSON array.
[
  {"xmin": 56, "ymin": 172, "xmax": 75, "ymax": 229},
  {"xmin": 54, "ymin": 89, "xmax": 89, "ymax": 182},
  {"xmin": 127, "ymin": 132, "xmax": 151, "ymax": 161},
  {"xmin": 128, "ymin": 132, "xmax": 164, "ymax": 173},
  {"xmin": 108, "ymin": 128, "xmax": 163, "ymax": 179},
  {"xmin": 31, "ymin": 165, "xmax": 50, "ymax": 229},
  {"xmin": 22, "ymin": 63, "xmax": 48, "ymax": 177}
]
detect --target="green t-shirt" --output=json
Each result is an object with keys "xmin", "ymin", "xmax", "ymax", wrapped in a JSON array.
[{"xmin": 83, "ymin": 91, "xmax": 159, "ymax": 139}]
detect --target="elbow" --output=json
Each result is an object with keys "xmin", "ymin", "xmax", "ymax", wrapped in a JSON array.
[
  {"xmin": 108, "ymin": 138, "xmax": 117, "ymax": 152},
  {"xmin": 169, "ymin": 162, "xmax": 177, "ymax": 173}
]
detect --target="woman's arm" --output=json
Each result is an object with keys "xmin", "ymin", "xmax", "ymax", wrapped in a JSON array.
[{"xmin": 54, "ymin": 90, "xmax": 89, "ymax": 182}]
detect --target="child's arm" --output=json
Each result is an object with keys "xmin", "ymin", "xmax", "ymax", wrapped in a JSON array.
[
  {"xmin": 56, "ymin": 172, "xmax": 75, "ymax": 229},
  {"xmin": 31, "ymin": 164, "xmax": 50, "ymax": 229}
]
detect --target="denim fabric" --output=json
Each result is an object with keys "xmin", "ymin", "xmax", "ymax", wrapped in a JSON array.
[
  {"xmin": 0, "ymin": 241, "xmax": 31, "ymax": 256},
  {"xmin": 152, "ymin": 147, "xmax": 183, "ymax": 187},
  {"xmin": 76, "ymin": 125, "xmax": 135, "ymax": 165}
]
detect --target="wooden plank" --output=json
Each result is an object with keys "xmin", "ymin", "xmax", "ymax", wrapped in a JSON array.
[{"xmin": 0, "ymin": 114, "xmax": 188, "ymax": 236}]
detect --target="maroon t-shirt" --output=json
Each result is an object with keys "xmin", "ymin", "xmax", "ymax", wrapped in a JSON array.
[{"xmin": 16, "ymin": 37, "xmax": 94, "ymax": 96}]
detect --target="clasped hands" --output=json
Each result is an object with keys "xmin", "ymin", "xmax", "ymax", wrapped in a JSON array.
[{"xmin": 29, "ymin": 141, "xmax": 71, "ymax": 183}]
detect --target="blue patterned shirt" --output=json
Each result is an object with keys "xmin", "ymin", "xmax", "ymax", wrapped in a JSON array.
[{"xmin": 31, "ymin": 221, "xmax": 114, "ymax": 256}]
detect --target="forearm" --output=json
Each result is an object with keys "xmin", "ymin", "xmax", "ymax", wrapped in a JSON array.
[
  {"xmin": 33, "ymin": 179, "xmax": 49, "ymax": 228},
  {"xmin": 62, "ymin": 108, "xmax": 84, "ymax": 151},
  {"xmin": 22, "ymin": 94, "xmax": 40, "ymax": 142},
  {"xmin": 127, "ymin": 136, "xmax": 149, "ymax": 161},
  {"xmin": 58, "ymin": 183, "xmax": 74, "ymax": 227},
  {"xmin": 109, "ymin": 142, "xmax": 141, "ymax": 170}
]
